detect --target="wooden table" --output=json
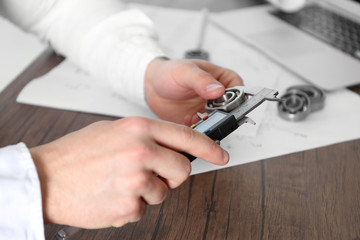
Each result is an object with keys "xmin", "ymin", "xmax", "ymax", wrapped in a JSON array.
[{"xmin": 1, "ymin": 0, "xmax": 360, "ymax": 239}]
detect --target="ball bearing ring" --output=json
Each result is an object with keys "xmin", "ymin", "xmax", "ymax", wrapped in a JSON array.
[
  {"xmin": 278, "ymin": 85, "xmax": 326, "ymax": 121},
  {"xmin": 206, "ymin": 87, "xmax": 246, "ymax": 113}
]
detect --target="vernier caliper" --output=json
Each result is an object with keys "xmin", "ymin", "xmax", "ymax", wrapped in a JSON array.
[{"xmin": 184, "ymin": 86, "xmax": 281, "ymax": 161}]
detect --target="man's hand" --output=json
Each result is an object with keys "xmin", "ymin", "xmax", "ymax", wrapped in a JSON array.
[
  {"xmin": 30, "ymin": 118, "xmax": 229, "ymax": 229},
  {"xmin": 145, "ymin": 58, "xmax": 243, "ymax": 125}
]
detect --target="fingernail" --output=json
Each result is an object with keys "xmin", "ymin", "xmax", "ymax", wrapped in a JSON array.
[
  {"xmin": 206, "ymin": 83, "xmax": 223, "ymax": 92},
  {"xmin": 222, "ymin": 150, "xmax": 229, "ymax": 163}
]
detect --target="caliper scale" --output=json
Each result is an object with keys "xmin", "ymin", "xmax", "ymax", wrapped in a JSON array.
[{"xmin": 185, "ymin": 86, "xmax": 281, "ymax": 161}]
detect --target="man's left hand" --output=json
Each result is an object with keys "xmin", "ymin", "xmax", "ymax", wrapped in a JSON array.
[{"xmin": 144, "ymin": 58, "xmax": 244, "ymax": 125}]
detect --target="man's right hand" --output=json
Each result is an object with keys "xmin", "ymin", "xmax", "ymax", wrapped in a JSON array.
[{"xmin": 30, "ymin": 117, "xmax": 229, "ymax": 229}]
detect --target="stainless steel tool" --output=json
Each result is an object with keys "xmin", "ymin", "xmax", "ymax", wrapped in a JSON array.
[{"xmin": 184, "ymin": 86, "xmax": 281, "ymax": 161}]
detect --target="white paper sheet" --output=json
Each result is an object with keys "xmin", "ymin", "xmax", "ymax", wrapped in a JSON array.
[
  {"xmin": 16, "ymin": 4, "xmax": 360, "ymax": 176},
  {"xmin": 0, "ymin": 17, "xmax": 45, "ymax": 93},
  {"xmin": 17, "ymin": 4, "xmax": 279, "ymax": 137}
]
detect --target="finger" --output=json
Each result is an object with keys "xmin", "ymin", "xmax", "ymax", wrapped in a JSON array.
[
  {"xmin": 149, "ymin": 120, "xmax": 229, "ymax": 166},
  {"xmin": 191, "ymin": 60, "xmax": 244, "ymax": 88},
  {"xmin": 112, "ymin": 133, "xmax": 192, "ymax": 188},
  {"xmin": 117, "ymin": 171, "xmax": 169, "ymax": 204},
  {"xmin": 146, "ymin": 144, "xmax": 192, "ymax": 188},
  {"xmin": 141, "ymin": 173, "xmax": 169, "ymax": 204},
  {"xmin": 114, "ymin": 197, "xmax": 147, "ymax": 225},
  {"xmin": 176, "ymin": 61, "xmax": 226, "ymax": 99},
  {"xmin": 184, "ymin": 114, "xmax": 193, "ymax": 126},
  {"xmin": 123, "ymin": 141, "xmax": 192, "ymax": 188},
  {"xmin": 190, "ymin": 113, "xmax": 201, "ymax": 125},
  {"xmin": 184, "ymin": 113, "xmax": 201, "ymax": 126}
]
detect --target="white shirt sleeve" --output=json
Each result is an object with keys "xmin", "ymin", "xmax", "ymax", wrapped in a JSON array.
[
  {"xmin": 0, "ymin": 0, "xmax": 165, "ymax": 107},
  {"xmin": 0, "ymin": 143, "xmax": 44, "ymax": 240}
]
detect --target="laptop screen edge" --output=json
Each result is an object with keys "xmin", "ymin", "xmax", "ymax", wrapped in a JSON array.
[{"xmin": 322, "ymin": 0, "xmax": 360, "ymax": 19}]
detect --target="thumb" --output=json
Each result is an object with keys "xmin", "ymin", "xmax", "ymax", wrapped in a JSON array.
[{"xmin": 181, "ymin": 65, "xmax": 225, "ymax": 100}]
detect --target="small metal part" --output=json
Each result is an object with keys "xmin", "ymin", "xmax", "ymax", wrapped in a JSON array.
[
  {"xmin": 237, "ymin": 116, "xmax": 256, "ymax": 126},
  {"xmin": 197, "ymin": 112, "xmax": 208, "ymax": 119},
  {"xmin": 184, "ymin": 49, "xmax": 210, "ymax": 61},
  {"xmin": 184, "ymin": 8, "xmax": 210, "ymax": 61},
  {"xmin": 278, "ymin": 85, "xmax": 326, "ymax": 121},
  {"xmin": 278, "ymin": 90, "xmax": 311, "ymax": 121},
  {"xmin": 206, "ymin": 86, "xmax": 246, "ymax": 113},
  {"xmin": 286, "ymin": 85, "xmax": 326, "ymax": 111},
  {"xmin": 56, "ymin": 229, "xmax": 68, "ymax": 240},
  {"xmin": 230, "ymin": 87, "xmax": 281, "ymax": 121},
  {"xmin": 55, "ymin": 226, "xmax": 82, "ymax": 240}
]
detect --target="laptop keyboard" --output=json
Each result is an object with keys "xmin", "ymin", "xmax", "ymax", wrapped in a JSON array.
[{"xmin": 271, "ymin": 4, "xmax": 360, "ymax": 61}]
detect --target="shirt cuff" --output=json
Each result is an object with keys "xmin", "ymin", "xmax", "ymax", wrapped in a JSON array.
[{"xmin": 0, "ymin": 143, "xmax": 44, "ymax": 240}]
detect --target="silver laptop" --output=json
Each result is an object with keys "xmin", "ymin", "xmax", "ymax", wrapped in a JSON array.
[{"xmin": 214, "ymin": 0, "xmax": 360, "ymax": 90}]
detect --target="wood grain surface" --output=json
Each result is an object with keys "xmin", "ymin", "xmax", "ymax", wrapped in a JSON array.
[{"xmin": 1, "ymin": 1, "xmax": 360, "ymax": 239}]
